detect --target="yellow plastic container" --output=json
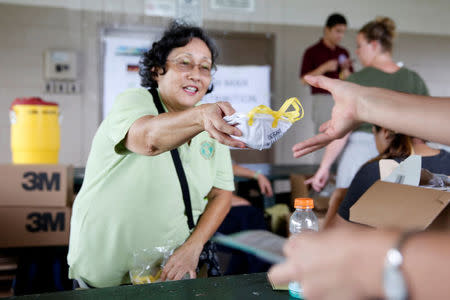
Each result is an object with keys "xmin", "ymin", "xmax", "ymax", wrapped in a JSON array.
[{"xmin": 10, "ymin": 97, "xmax": 60, "ymax": 164}]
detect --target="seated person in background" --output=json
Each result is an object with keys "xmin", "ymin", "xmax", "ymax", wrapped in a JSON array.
[
  {"xmin": 326, "ymin": 125, "xmax": 450, "ymax": 227},
  {"xmin": 216, "ymin": 164, "xmax": 273, "ymax": 275},
  {"xmin": 231, "ymin": 164, "xmax": 273, "ymax": 206}
]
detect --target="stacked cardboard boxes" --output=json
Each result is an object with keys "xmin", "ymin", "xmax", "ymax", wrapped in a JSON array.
[{"xmin": 0, "ymin": 165, "xmax": 74, "ymax": 248}]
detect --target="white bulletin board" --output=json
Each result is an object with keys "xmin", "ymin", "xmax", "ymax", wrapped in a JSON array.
[{"xmin": 201, "ymin": 65, "xmax": 271, "ymax": 113}]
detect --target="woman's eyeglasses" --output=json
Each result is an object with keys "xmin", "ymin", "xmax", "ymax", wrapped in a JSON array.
[{"xmin": 168, "ymin": 57, "xmax": 214, "ymax": 77}]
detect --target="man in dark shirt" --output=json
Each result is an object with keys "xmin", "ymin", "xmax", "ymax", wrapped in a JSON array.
[{"xmin": 300, "ymin": 13, "xmax": 353, "ymax": 132}]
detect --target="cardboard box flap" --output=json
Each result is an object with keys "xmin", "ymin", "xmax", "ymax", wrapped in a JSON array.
[{"xmin": 350, "ymin": 181, "xmax": 450, "ymax": 230}]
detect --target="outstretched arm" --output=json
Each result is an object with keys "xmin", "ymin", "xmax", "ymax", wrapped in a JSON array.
[
  {"xmin": 126, "ymin": 102, "xmax": 245, "ymax": 156},
  {"xmin": 293, "ymin": 75, "xmax": 450, "ymax": 157}
]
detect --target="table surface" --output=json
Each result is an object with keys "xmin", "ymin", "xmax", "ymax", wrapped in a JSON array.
[
  {"xmin": 74, "ymin": 163, "xmax": 320, "ymax": 186},
  {"xmin": 5, "ymin": 273, "xmax": 289, "ymax": 300},
  {"xmin": 236, "ymin": 163, "xmax": 319, "ymax": 181}
]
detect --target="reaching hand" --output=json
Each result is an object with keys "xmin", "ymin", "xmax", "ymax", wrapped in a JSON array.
[
  {"xmin": 199, "ymin": 102, "xmax": 246, "ymax": 149},
  {"xmin": 292, "ymin": 76, "xmax": 363, "ymax": 157},
  {"xmin": 268, "ymin": 227, "xmax": 390, "ymax": 300},
  {"xmin": 304, "ymin": 167, "xmax": 330, "ymax": 192},
  {"xmin": 256, "ymin": 174, "xmax": 273, "ymax": 197}
]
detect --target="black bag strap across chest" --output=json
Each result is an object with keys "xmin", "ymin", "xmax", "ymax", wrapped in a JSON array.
[{"xmin": 148, "ymin": 87, "xmax": 195, "ymax": 230}]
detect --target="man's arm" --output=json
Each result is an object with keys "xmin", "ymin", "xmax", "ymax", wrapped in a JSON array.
[
  {"xmin": 300, "ymin": 48, "xmax": 338, "ymax": 84},
  {"xmin": 300, "ymin": 60, "xmax": 339, "ymax": 84}
]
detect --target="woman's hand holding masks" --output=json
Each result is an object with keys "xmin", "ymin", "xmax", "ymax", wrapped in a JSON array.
[{"xmin": 198, "ymin": 102, "xmax": 246, "ymax": 149}]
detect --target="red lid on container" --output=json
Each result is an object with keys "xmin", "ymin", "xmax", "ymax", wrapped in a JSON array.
[{"xmin": 10, "ymin": 97, "xmax": 58, "ymax": 110}]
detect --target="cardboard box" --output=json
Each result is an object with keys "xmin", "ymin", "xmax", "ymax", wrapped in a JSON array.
[
  {"xmin": 350, "ymin": 181, "xmax": 450, "ymax": 231},
  {"xmin": 290, "ymin": 174, "xmax": 332, "ymax": 211},
  {"xmin": 0, "ymin": 164, "xmax": 73, "ymax": 207},
  {"xmin": 0, "ymin": 206, "xmax": 71, "ymax": 248}
]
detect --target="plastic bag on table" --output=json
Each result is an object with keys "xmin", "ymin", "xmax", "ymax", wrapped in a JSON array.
[
  {"xmin": 224, "ymin": 97, "xmax": 304, "ymax": 150},
  {"xmin": 129, "ymin": 242, "xmax": 176, "ymax": 285}
]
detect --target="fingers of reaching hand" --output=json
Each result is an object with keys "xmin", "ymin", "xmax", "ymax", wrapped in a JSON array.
[
  {"xmin": 261, "ymin": 184, "xmax": 269, "ymax": 196},
  {"xmin": 292, "ymin": 142, "xmax": 329, "ymax": 158},
  {"xmin": 268, "ymin": 261, "xmax": 299, "ymax": 285},
  {"xmin": 258, "ymin": 177, "xmax": 273, "ymax": 197},
  {"xmin": 269, "ymin": 236, "xmax": 306, "ymax": 284},
  {"xmin": 305, "ymin": 177, "xmax": 326, "ymax": 192},
  {"xmin": 292, "ymin": 133, "xmax": 335, "ymax": 158},
  {"xmin": 304, "ymin": 177, "xmax": 314, "ymax": 185},
  {"xmin": 304, "ymin": 75, "xmax": 333, "ymax": 92},
  {"xmin": 265, "ymin": 185, "xmax": 274, "ymax": 197},
  {"xmin": 312, "ymin": 181, "xmax": 325, "ymax": 193}
]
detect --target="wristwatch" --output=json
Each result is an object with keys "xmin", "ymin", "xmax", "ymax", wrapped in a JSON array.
[{"xmin": 383, "ymin": 231, "xmax": 417, "ymax": 300}]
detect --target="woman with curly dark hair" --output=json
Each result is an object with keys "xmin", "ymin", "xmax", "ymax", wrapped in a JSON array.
[{"xmin": 68, "ymin": 21, "xmax": 245, "ymax": 287}]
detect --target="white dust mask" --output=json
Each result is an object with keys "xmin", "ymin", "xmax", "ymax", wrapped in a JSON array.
[{"xmin": 224, "ymin": 97, "xmax": 304, "ymax": 150}]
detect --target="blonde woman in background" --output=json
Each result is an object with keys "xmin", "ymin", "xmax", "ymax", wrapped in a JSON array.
[{"xmin": 299, "ymin": 17, "xmax": 429, "ymax": 226}]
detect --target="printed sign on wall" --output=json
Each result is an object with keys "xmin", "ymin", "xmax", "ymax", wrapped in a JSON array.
[
  {"xmin": 102, "ymin": 36, "xmax": 153, "ymax": 119},
  {"xmin": 201, "ymin": 65, "xmax": 271, "ymax": 114}
]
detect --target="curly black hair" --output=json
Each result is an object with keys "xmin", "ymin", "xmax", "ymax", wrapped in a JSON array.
[{"xmin": 139, "ymin": 21, "xmax": 218, "ymax": 94}]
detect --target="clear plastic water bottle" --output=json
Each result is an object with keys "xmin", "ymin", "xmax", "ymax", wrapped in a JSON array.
[{"xmin": 288, "ymin": 198, "xmax": 319, "ymax": 299}]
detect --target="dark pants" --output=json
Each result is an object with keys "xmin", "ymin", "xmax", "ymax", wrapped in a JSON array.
[
  {"xmin": 13, "ymin": 247, "xmax": 72, "ymax": 295},
  {"xmin": 216, "ymin": 206, "xmax": 271, "ymax": 275}
]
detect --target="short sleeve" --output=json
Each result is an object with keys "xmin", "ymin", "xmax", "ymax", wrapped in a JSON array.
[
  {"xmin": 212, "ymin": 143, "xmax": 235, "ymax": 191},
  {"xmin": 300, "ymin": 48, "xmax": 315, "ymax": 77},
  {"xmin": 104, "ymin": 88, "xmax": 157, "ymax": 155},
  {"xmin": 413, "ymin": 72, "xmax": 429, "ymax": 96},
  {"xmin": 338, "ymin": 161, "xmax": 381, "ymax": 220},
  {"xmin": 345, "ymin": 72, "xmax": 358, "ymax": 84}
]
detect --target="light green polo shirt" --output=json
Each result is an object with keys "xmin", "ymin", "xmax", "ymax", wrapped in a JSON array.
[{"xmin": 68, "ymin": 88, "xmax": 234, "ymax": 287}]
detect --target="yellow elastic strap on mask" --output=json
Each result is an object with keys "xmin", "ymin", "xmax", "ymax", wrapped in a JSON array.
[{"xmin": 247, "ymin": 97, "xmax": 304, "ymax": 128}]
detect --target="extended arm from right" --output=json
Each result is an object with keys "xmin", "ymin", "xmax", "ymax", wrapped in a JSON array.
[{"xmin": 293, "ymin": 75, "xmax": 450, "ymax": 157}]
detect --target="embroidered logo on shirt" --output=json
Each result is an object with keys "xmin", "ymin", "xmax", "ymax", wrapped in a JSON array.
[{"xmin": 200, "ymin": 141, "xmax": 215, "ymax": 160}]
